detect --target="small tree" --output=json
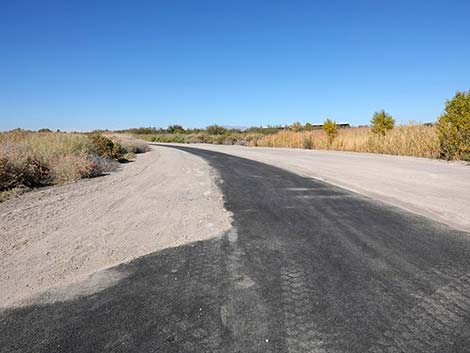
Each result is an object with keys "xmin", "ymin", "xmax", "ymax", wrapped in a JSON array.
[
  {"xmin": 322, "ymin": 118, "xmax": 337, "ymax": 146},
  {"xmin": 167, "ymin": 125, "xmax": 185, "ymax": 134},
  {"xmin": 437, "ymin": 90, "xmax": 470, "ymax": 160},
  {"xmin": 371, "ymin": 110, "xmax": 395, "ymax": 136}
]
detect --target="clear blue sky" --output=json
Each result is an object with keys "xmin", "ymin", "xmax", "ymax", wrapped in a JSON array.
[{"xmin": 1, "ymin": 0, "xmax": 469, "ymax": 131}]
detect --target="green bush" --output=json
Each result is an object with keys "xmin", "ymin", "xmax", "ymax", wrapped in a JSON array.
[
  {"xmin": 322, "ymin": 119, "xmax": 338, "ymax": 145},
  {"xmin": 88, "ymin": 133, "xmax": 124, "ymax": 160},
  {"xmin": 437, "ymin": 91, "xmax": 470, "ymax": 160},
  {"xmin": 167, "ymin": 125, "xmax": 185, "ymax": 134},
  {"xmin": 371, "ymin": 110, "xmax": 395, "ymax": 136}
]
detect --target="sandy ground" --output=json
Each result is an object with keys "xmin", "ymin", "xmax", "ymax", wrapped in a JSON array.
[
  {"xmin": 167, "ymin": 144, "xmax": 470, "ymax": 232},
  {"xmin": 0, "ymin": 146, "xmax": 231, "ymax": 307}
]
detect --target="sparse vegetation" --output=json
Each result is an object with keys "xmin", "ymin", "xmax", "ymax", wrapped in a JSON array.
[
  {"xmin": 133, "ymin": 121, "xmax": 441, "ymax": 159},
  {"xmin": 437, "ymin": 90, "xmax": 470, "ymax": 160}
]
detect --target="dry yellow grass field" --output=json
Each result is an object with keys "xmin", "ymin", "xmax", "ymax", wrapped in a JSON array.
[{"xmin": 254, "ymin": 125, "xmax": 439, "ymax": 159}]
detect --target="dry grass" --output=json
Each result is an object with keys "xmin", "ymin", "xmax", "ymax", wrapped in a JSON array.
[
  {"xmin": 254, "ymin": 124, "xmax": 439, "ymax": 158},
  {"xmin": 0, "ymin": 130, "xmax": 149, "ymax": 200}
]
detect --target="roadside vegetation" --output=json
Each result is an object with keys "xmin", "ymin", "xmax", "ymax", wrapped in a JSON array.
[
  {"xmin": 1, "ymin": 90, "xmax": 468, "ymax": 201},
  {"xmin": 129, "ymin": 122, "xmax": 439, "ymax": 158},
  {"xmin": 0, "ymin": 130, "xmax": 149, "ymax": 201},
  {"xmin": 436, "ymin": 91, "xmax": 470, "ymax": 160},
  {"xmin": 127, "ymin": 90, "xmax": 468, "ymax": 162}
]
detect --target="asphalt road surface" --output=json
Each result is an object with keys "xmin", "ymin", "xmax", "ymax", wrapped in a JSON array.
[
  {"xmin": 173, "ymin": 144, "xmax": 470, "ymax": 232},
  {"xmin": 2, "ymin": 145, "xmax": 470, "ymax": 353}
]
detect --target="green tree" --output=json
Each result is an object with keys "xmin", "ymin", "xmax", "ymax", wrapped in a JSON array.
[
  {"xmin": 371, "ymin": 110, "xmax": 395, "ymax": 136},
  {"xmin": 437, "ymin": 90, "xmax": 470, "ymax": 160},
  {"xmin": 167, "ymin": 125, "xmax": 185, "ymax": 134},
  {"xmin": 322, "ymin": 118, "xmax": 337, "ymax": 146}
]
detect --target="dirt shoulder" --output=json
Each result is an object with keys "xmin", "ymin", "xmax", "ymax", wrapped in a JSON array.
[
  {"xmin": 170, "ymin": 144, "xmax": 470, "ymax": 233},
  {"xmin": 0, "ymin": 146, "xmax": 232, "ymax": 307}
]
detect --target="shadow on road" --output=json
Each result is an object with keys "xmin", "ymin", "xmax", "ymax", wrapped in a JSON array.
[{"xmin": 2, "ymin": 145, "xmax": 470, "ymax": 353}]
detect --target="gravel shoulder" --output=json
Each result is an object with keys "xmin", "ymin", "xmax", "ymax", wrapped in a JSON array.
[
  {"xmin": 0, "ymin": 146, "xmax": 231, "ymax": 307},
  {"xmin": 172, "ymin": 144, "xmax": 470, "ymax": 232}
]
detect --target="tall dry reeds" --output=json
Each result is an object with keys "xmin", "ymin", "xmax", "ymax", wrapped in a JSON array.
[{"xmin": 253, "ymin": 125, "xmax": 439, "ymax": 159}]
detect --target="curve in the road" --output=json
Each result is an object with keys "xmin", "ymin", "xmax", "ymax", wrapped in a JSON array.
[{"xmin": 1, "ymin": 145, "xmax": 470, "ymax": 353}]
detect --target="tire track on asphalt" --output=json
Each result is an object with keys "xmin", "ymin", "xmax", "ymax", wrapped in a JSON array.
[{"xmin": 280, "ymin": 257, "xmax": 333, "ymax": 353}]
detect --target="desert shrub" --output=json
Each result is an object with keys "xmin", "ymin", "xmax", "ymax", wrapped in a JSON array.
[
  {"xmin": 206, "ymin": 125, "xmax": 227, "ymax": 135},
  {"xmin": 87, "ymin": 133, "xmax": 126, "ymax": 160},
  {"xmin": 88, "ymin": 133, "xmax": 116, "ymax": 158},
  {"xmin": 223, "ymin": 137, "xmax": 236, "ymax": 145},
  {"xmin": 322, "ymin": 119, "xmax": 338, "ymax": 145},
  {"xmin": 187, "ymin": 134, "xmax": 206, "ymax": 143},
  {"xmin": 0, "ymin": 131, "xmax": 131, "ymax": 196},
  {"xmin": 120, "ymin": 127, "xmax": 160, "ymax": 135},
  {"xmin": 371, "ymin": 110, "xmax": 395, "ymax": 136},
  {"xmin": 211, "ymin": 134, "xmax": 226, "ymax": 144},
  {"xmin": 437, "ymin": 91, "xmax": 470, "ymax": 160},
  {"xmin": 244, "ymin": 133, "xmax": 263, "ymax": 146},
  {"xmin": 109, "ymin": 134, "xmax": 150, "ymax": 154},
  {"xmin": 0, "ymin": 143, "xmax": 50, "ymax": 190},
  {"xmin": 48, "ymin": 155, "xmax": 98, "ymax": 183},
  {"xmin": 87, "ymin": 155, "xmax": 119, "ymax": 176},
  {"xmin": 147, "ymin": 133, "xmax": 188, "ymax": 143}
]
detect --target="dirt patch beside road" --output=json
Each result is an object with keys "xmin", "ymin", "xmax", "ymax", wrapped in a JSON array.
[{"xmin": 0, "ymin": 146, "xmax": 231, "ymax": 307}]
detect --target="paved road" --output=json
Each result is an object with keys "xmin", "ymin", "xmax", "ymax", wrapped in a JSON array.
[
  {"xmin": 2, "ymin": 146, "xmax": 470, "ymax": 353},
  {"xmin": 177, "ymin": 143, "xmax": 470, "ymax": 232}
]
